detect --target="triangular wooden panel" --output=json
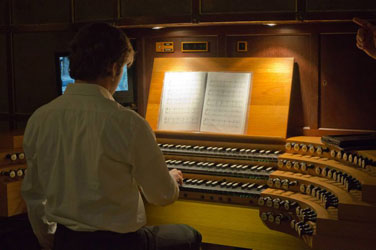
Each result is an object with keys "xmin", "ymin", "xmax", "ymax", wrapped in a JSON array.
[{"xmin": 146, "ymin": 57, "xmax": 294, "ymax": 139}]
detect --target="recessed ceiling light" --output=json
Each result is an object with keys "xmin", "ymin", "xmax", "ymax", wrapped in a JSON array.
[
  {"xmin": 266, "ymin": 23, "xmax": 276, "ymax": 27},
  {"xmin": 152, "ymin": 26, "xmax": 163, "ymax": 30}
]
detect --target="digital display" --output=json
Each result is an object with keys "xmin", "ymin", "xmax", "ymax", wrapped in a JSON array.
[{"xmin": 58, "ymin": 56, "xmax": 128, "ymax": 93}]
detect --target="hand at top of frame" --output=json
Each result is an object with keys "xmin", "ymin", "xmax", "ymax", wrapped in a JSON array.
[{"xmin": 353, "ymin": 17, "xmax": 376, "ymax": 59}]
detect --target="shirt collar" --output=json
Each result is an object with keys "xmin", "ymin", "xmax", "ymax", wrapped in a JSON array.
[{"xmin": 64, "ymin": 83, "xmax": 115, "ymax": 101}]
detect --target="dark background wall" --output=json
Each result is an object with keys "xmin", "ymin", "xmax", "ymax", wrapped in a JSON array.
[{"xmin": 1, "ymin": 0, "xmax": 376, "ymax": 136}]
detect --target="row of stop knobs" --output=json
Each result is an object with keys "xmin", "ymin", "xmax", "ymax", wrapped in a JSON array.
[
  {"xmin": 278, "ymin": 160, "xmax": 361, "ymax": 191},
  {"xmin": 260, "ymin": 210, "xmax": 314, "ymax": 237},
  {"xmin": 285, "ymin": 142, "xmax": 326, "ymax": 155},
  {"xmin": 0, "ymin": 168, "xmax": 26, "ymax": 178},
  {"xmin": 330, "ymin": 149, "xmax": 370, "ymax": 168},
  {"xmin": 259, "ymin": 197, "xmax": 317, "ymax": 221},
  {"xmin": 267, "ymin": 177, "xmax": 298, "ymax": 190},
  {"xmin": 5, "ymin": 152, "xmax": 25, "ymax": 161},
  {"xmin": 300, "ymin": 184, "xmax": 339, "ymax": 208}
]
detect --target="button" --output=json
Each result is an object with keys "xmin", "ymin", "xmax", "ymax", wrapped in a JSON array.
[
  {"xmin": 316, "ymin": 146, "xmax": 323, "ymax": 155},
  {"xmin": 6, "ymin": 154, "xmax": 17, "ymax": 161},
  {"xmin": 336, "ymin": 151, "xmax": 342, "ymax": 160},
  {"xmin": 284, "ymin": 200, "xmax": 290, "ymax": 210},
  {"xmin": 358, "ymin": 157, "xmax": 363, "ymax": 167},
  {"xmin": 348, "ymin": 154, "xmax": 353, "ymax": 163},
  {"xmin": 268, "ymin": 213, "xmax": 275, "ymax": 223},
  {"xmin": 327, "ymin": 169, "xmax": 336, "ymax": 178},
  {"xmin": 286, "ymin": 161, "xmax": 292, "ymax": 169},
  {"xmin": 330, "ymin": 150, "xmax": 336, "ymax": 158},
  {"xmin": 293, "ymin": 162, "xmax": 300, "ymax": 170},
  {"xmin": 282, "ymin": 179, "xmax": 290, "ymax": 190},
  {"xmin": 274, "ymin": 178, "xmax": 282, "ymax": 188},
  {"xmin": 290, "ymin": 220, "xmax": 296, "ymax": 229},
  {"xmin": 267, "ymin": 178, "xmax": 274, "ymax": 187},
  {"xmin": 273, "ymin": 198, "xmax": 281, "ymax": 209},
  {"xmin": 342, "ymin": 153, "xmax": 348, "ymax": 161},
  {"xmin": 309, "ymin": 145, "xmax": 315, "ymax": 154},
  {"xmin": 266, "ymin": 197, "xmax": 273, "ymax": 207},
  {"xmin": 285, "ymin": 143, "xmax": 292, "ymax": 150},
  {"xmin": 321, "ymin": 167, "xmax": 329, "ymax": 177},
  {"xmin": 278, "ymin": 160, "xmax": 284, "ymax": 168},
  {"xmin": 315, "ymin": 167, "xmax": 321, "ymax": 175},
  {"xmin": 305, "ymin": 184, "xmax": 314, "ymax": 195},
  {"xmin": 261, "ymin": 212, "xmax": 268, "ymax": 221},
  {"xmin": 300, "ymin": 184, "xmax": 306, "ymax": 193},
  {"xmin": 275, "ymin": 215, "xmax": 282, "ymax": 224},
  {"xmin": 16, "ymin": 169, "xmax": 24, "ymax": 177},
  {"xmin": 17, "ymin": 153, "xmax": 25, "ymax": 160},
  {"xmin": 353, "ymin": 156, "xmax": 358, "ymax": 165},
  {"xmin": 301, "ymin": 144, "xmax": 308, "ymax": 152},
  {"xmin": 293, "ymin": 144, "xmax": 300, "ymax": 151},
  {"xmin": 258, "ymin": 197, "xmax": 266, "ymax": 206}
]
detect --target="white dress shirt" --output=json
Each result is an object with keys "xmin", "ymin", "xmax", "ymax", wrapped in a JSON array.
[{"xmin": 21, "ymin": 83, "xmax": 179, "ymax": 249}]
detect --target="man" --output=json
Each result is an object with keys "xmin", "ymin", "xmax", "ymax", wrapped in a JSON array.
[
  {"xmin": 354, "ymin": 17, "xmax": 376, "ymax": 59},
  {"xmin": 21, "ymin": 23, "xmax": 201, "ymax": 250}
]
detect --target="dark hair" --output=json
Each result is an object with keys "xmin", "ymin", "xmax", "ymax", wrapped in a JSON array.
[{"xmin": 69, "ymin": 23, "xmax": 134, "ymax": 81}]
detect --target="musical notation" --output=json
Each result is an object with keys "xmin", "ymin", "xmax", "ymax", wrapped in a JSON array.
[
  {"xmin": 200, "ymin": 72, "xmax": 252, "ymax": 134},
  {"xmin": 158, "ymin": 71, "xmax": 252, "ymax": 134},
  {"xmin": 158, "ymin": 72, "xmax": 207, "ymax": 131}
]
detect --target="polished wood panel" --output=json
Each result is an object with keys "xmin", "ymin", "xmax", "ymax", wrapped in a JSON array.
[
  {"xmin": 11, "ymin": 0, "xmax": 71, "ymax": 25},
  {"xmin": 0, "ymin": 131, "xmax": 23, "ymax": 149},
  {"xmin": 146, "ymin": 57, "xmax": 294, "ymax": 138},
  {"xmin": 143, "ymin": 35, "xmax": 219, "ymax": 103},
  {"xmin": 145, "ymin": 200, "xmax": 310, "ymax": 250},
  {"xmin": 226, "ymin": 34, "xmax": 312, "ymax": 134},
  {"xmin": 0, "ymin": 33, "xmax": 8, "ymax": 112},
  {"xmin": 13, "ymin": 32, "xmax": 73, "ymax": 113},
  {"xmin": 75, "ymin": 0, "xmax": 117, "ymax": 22},
  {"xmin": 320, "ymin": 33, "xmax": 376, "ymax": 130},
  {"xmin": 0, "ymin": 179, "xmax": 26, "ymax": 217}
]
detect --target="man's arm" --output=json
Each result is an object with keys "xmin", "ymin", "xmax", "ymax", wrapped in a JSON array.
[
  {"xmin": 129, "ymin": 116, "xmax": 181, "ymax": 206},
  {"xmin": 353, "ymin": 17, "xmax": 376, "ymax": 59}
]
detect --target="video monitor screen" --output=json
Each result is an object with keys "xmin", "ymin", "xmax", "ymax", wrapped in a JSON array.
[
  {"xmin": 55, "ymin": 49, "xmax": 136, "ymax": 106},
  {"xmin": 57, "ymin": 55, "xmax": 129, "ymax": 93}
]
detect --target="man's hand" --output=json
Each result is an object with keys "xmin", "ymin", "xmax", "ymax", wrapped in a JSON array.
[
  {"xmin": 169, "ymin": 168, "xmax": 183, "ymax": 186},
  {"xmin": 353, "ymin": 17, "xmax": 376, "ymax": 59}
]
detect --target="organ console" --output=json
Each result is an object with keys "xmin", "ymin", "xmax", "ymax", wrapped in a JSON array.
[
  {"xmin": 143, "ymin": 57, "xmax": 376, "ymax": 250},
  {"xmin": 1, "ymin": 57, "xmax": 375, "ymax": 249}
]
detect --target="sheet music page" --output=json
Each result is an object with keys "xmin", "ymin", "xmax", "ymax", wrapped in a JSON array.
[
  {"xmin": 158, "ymin": 72, "xmax": 207, "ymax": 131},
  {"xmin": 200, "ymin": 72, "xmax": 252, "ymax": 134}
]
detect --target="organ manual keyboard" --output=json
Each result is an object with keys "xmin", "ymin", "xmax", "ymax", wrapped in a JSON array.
[{"xmin": 144, "ymin": 57, "xmax": 376, "ymax": 250}]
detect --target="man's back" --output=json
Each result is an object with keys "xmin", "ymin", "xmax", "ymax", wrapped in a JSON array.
[{"xmin": 22, "ymin": 83, "xmax": 179, "ymax": 234}]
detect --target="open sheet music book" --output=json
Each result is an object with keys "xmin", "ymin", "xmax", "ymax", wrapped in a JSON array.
[{"xmin": 158, "ymin": 71, "xmax": 252, "ymax": 134}]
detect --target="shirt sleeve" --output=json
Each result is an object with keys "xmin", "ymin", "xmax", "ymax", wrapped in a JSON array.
[
  {"xmin": 21, "ymin": 121, "xmax": 56, "ymax": 250},
  {"xmin": 129, "ymin": 115, "xmax": 179, "ymax": 206}
]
